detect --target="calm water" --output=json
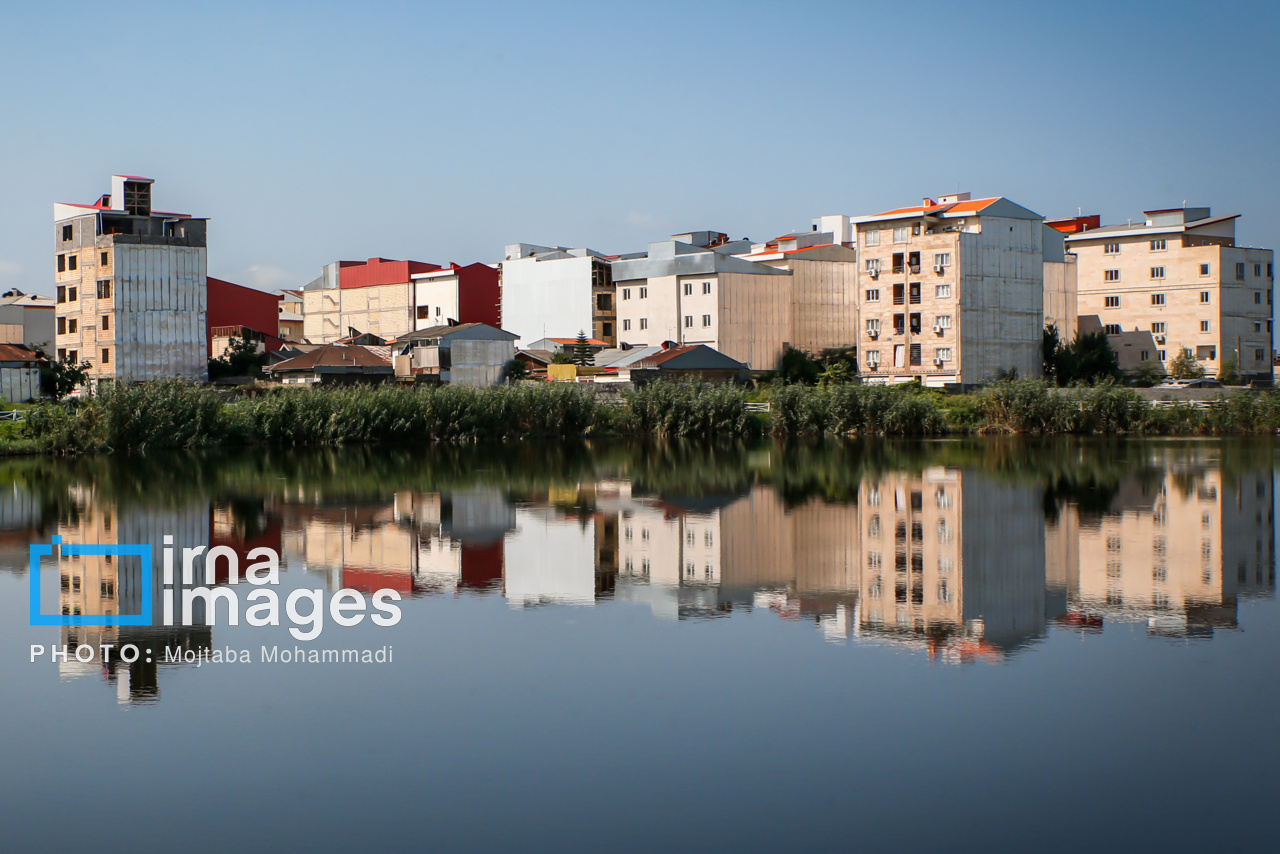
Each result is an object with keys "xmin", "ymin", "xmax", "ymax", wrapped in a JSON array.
[{"xmin": 1, "ymin": 439, "xmax": 1278, "ymax": 852}]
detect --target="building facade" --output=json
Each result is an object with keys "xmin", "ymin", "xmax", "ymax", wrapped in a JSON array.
[
  {"xmin": 1065, "ymin": 207, "xmax": 1274, "ymax": 380},
  {"xmin": 499, "ymin": 245, "xmax": 617, "ymax": 347},
  {"xmin": 846, "ymin": 194, "xmax": 1045, "ymax": 386},
  {"xmin": 54, "ymin": 175, "xmax": 208, "ymax": 382},
  {"xmin": 0, "ymin": 290, "xmax": 56, "ymax": 349}
]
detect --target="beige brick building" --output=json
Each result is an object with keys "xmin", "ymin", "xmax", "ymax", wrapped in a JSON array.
[
  {"xmin": 1065, "ymin": 207, "xmax": 1274, "ymax": 380},
  {"xmin": 53, "ymin": 176, "xmax": 208, "ymax": 383},
  {"xmin": 843, "ymin": 194, "xmax": 1047, "ymax": 386}
]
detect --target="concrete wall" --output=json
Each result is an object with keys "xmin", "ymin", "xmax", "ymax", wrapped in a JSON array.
[
  {"xmin": 0, "ymin": 365, "xmax": 41, "ymax": 402},
  {"xmin": 500, "ymin": 254, "xmax": 595, "ymax": 347},
  {"xmin": 957, "ymin": 216, "xmax": 1044, "ymax": 383},
  {"xmin": 1043, "ymin": 258, "xmax": 1078, "ymax": 342},
  {"xmin": 451, "ymin": 338, "xmax": 514, "ymax": 387},
  {"xmin": 114, "ymin": 244, "xmax": 208, "ymax": 382}
]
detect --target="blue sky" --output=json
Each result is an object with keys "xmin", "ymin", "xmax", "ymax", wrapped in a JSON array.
[{"xmin": 1, "ymin": 0, "xmax": 1276, "ymax": 294}]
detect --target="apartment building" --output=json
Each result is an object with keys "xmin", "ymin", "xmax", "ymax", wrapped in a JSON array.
[
  {"xmin": 611, "ymin": 231, "xmax": 792, "ymax": 369},
  {"xmin": 499, "ymin": 245, "xmax": 617, "ymax": 347},
  {"xmin": 845, "ymin": 193, "xmax": 1045, "ymax": 386},
  {"xmin": 302, "ymin": 257, "xmax": 499, "ymax": 344},
  {"xmin": 54, "ymin": 175, "xmax": 208, "ymax": 382},
  {"xmin": 1064, "ymin": 207, "xmax": 1274, "ymax": 380}
]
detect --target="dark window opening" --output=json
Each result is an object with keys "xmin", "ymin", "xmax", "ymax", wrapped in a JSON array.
[
  {"xmin": 57, "ymin": 317, "xmax": 66, "ymax": 335},
  {"xmin": 908, "ymin": 251, "xmax": 921, "ymax": 274},
  {"xmin": 892, "ymin": 283, "xmax": 904, "ymax": 305},
  {"xmin": 56, "ymin": 286, "xmax": 66, "ymax": 303},
  {"xmin": 68, "ymin": 255, "xmax": 77, "ymax": 271},
  {"xmin": 909, "ymin": 313, "xmax": 921, "ymax": 334},
  {"xmin": 893, "ymin": 313, "xmax": 905, "ymax": 335},
  {"xmin": 97, "ymin": 280, "xmax": 111, "ymax": 299},
  {"xmin": 416, "ymin": 305, "xmax": 431, "ymax": 320},
  {"xmin": 123, "ymin": 181, "xmax": 151, "ymax": 216},
  {"xmin": 909, "ymin": 343, "xmax": 922, "ymax": 365},
  {"xmin": 101, "ymin": 315, "xmax": 110, "ymax": 331},
  {"xmin": 101, "ymin": 251, "xmax": 109, "ymax": 266},
  {"xmin": 62, "ymin": 224, "xmax": 73, "ymax": 241},
  {"xmin": 892, "ymin": 253, "xmax": 905, "ymax": 274},
  {"xmin": 68, "ymin": 287, "xmax": 77, "ymax": 301},
  {"xmin": 909, "ymin": 282, "xmax": 921, "ymax": 304},
  {"xmin": 596, "ymin": 292, "xmax": 612, "ymax": 311},
  {"xmin": 601, "ymin": 321, "xmax": 613, "ymax": 338},
  {"xmin": 101, "ymin": 348, "xmax": 110, "ymax": 365},
  {"xmin": 57, "ymin": 254, "xmax": 66, "ymax": 273}
]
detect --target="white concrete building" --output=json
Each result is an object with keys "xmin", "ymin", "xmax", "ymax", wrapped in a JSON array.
[{"xmin": 499, "ymin": 244, "xmax": 616, "ymax": 347}]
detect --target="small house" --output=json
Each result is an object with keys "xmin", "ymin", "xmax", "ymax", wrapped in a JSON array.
[
  {"xmin": 264, "ymin": 343, "xmax": 393, "ymax": 385},
  {"xmin": 628, "ymin": 344, "xmax": 746, "ymax": 384},
  {"xmin": 394, "ymin": 323, "xmax": 519, "ymax": 387}
]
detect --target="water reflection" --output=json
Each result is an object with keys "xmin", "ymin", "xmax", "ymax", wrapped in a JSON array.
[{"xmin": 2, "ymin": 439, "xmax": 1274, "ymax": 701}]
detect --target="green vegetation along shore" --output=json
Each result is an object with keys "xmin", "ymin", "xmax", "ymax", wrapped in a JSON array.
[{"xmin": 10, "ymin": 378, "xmax": 1280, "ymax": 455}]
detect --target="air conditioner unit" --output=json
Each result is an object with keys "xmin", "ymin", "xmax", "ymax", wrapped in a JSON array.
[
  {"xmin": 934, "ymin": 264, "xmax": 946, "ymax": 273},
  {"xmin": 868, "ymin": 268, "xmax": 880, "ymax": 278},
  {"xmin": 1155, "ymin": 335, "xmax": 1166, "ymax": 344},
  {"xmin": 868, "ymin": 330, "xmax": 879, "ymax": 339},
  {"xmin": 932, "ymin": 324, "xmax": 942, "ymax": 333}
]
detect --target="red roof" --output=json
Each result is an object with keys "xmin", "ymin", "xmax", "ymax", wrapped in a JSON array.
[
  {"xmin": 872, "ymin": 197, "xmax": 1000, "ymax": 218},
  {"xmin": 339, "ymin": 258, "xmax": 443, "ymax": 289},
  {"xmin": 743, "ymin": 243, "xmax": 836, "ymax": 258},
  {"xmin": 266, "ymin": 343, "xmax": 392, "ymax": 373},
  {"xmin": 634, "ymin": 345, "xmax": 699, "ymax": 367},
  {"xmin": 547, "ymin": 337, "xmax": 608, "ymax": 346},
  {"xmin": 0, "ymin": 344, "xmax": 47, "ymax": 364}
]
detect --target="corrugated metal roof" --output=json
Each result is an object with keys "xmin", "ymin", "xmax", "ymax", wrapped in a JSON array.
[
  {"xmin": 266, "ymin": 343, "xmax": 392, "ymax": 372},
  {"xmin": 0, "ymin": 344, "xmax": 49, "ymax": 363}
]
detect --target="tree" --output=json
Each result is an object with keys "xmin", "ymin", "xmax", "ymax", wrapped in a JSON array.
[
  {"xmin": 1130, "ymin": 359, "xmax": 1166, "ymax": 387},
  {"xmin": 572, "ymin": 330, "xmax": 594, "ymax": 367},
  {"xmin": 502, "ymin": 359, "xmax": 530, "ymax": 382},
  {"xmin": 1218, "ymin": 353, "xmax": 1242, "ymax": 385},
  {"xmin": 1053, "ymin": 332, "xmax": 1121, "ymax": 385},
  {"xmin": 551, "ymin": 352, "xmax": 574, "ymax": 365},
  {"xmin": 1169, "ymin": 348, "xmax": 1205, "ymax": 380},
  {"xmin": 1042, "ymin": 323, "xmax": 1060, "ymax": 379},
  {"xmin": 208, "ymin": 332, "xmax": 268, "ymax": 380},
  {"xmin": 779, "ymin": 346, "xmax": 821, "ymax": 384},
  {"xmin": 40, "ymin": 358, "xmax": 91, "ymax": 400}
]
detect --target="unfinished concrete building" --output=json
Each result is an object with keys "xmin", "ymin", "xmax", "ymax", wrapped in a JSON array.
[
  {"xmin": 500, "ymin": 245, "xmax": 617, "ymax": 347},
  {"xmin": 54, "ymin": 175, "xmax": 208, "ymax": 382}
]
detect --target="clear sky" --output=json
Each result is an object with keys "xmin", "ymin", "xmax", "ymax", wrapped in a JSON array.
[{"xmin": 2, "ymin": 0, "xmax": 1277, "ymax": 295}]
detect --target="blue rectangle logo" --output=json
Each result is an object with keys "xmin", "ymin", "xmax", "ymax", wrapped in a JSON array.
[{"xmin": 29, "ymin": 536, "xmax": 153, "ymax": 626}]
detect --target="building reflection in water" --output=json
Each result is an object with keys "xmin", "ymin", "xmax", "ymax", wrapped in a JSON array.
[{"xmin": 20, "ymin": 452, "xmax": 1277, "ymax": 703}]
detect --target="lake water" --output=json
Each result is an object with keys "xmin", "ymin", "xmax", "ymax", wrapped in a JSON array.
[{"xmin": 1, "ymin": 439, "xmax": 1277, "ymax": 852}]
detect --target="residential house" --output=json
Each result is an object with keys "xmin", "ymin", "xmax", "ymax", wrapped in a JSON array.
[
  {"xmin": 1064, "ymin": 207, "xmax": 1274, "ymax": 380},
  {"xmin": 0, "ymin": 290, "xmax": 55, "ymax": 349},
  {"xmin": 393, "ymin": 323, "xmax": 518, "ymax": 387},
  {"xmin": 500, "ymin": 244, "xmax": 617, "ymax": 347},
  {"xmin": 845, "ymin": 193, "xmax": 1046, "ymax": 386},
  {"xmin": 302, "ymin": 258, "xmax": 499, "ymax": 344},
  {"xmin": 275, "ymin": 289, "xmax": 304, "ymax": 341},
  {"xmin": 265, "ymin": 343, "xmax": 393, "ymax": 385},
  {"xmin": 54, "ymin": 175, "xmax": 208, "ymax": 382},
  {"xmin": 627, "ymin": 344, "xmax": 746, "ymax": 383},
  {"xmin": 611, "ymin": 231, "xmax": 792, "ymax": 370}
]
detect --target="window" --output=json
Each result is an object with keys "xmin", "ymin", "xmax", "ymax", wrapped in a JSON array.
[
  {"xmin": 893, "ymin": 226, "xmax": 909, "ymax": 244},
  {"xmin": 1150, "ymin": 267, "xmax": 1165, "ymax": 279},
  {"xmin": 908, "ymin": 251, "xmax": 921, "ymax": 272},
  {"xmin": 936, "ymin": 347, "xmax": 952, "ymax": 362},
  {"xmin": 596, "ymin": 292, "xmax": 612, "ymax": 310},
  {"xmin": 908, "ymin": 282, "xmax": 921, "ymax": 304},
  {"xmin": 601, "ymin": 321, "xmax": 612, "ymax": 338},
  {"xmin": 1104, "ymin": 269, "xmax": 1120, "ymax": 282},
  {"xmin": 101, "ymin": 348, "xmax": 110, "ymax": 365},
  {"xmin": 435, "ymin": 306, "xmax": 441, "ymax": 316},
  {"xmin": 1200, "ymin": 321, "xmax": 1211, "ymax": 332},
  {"xmin": 1236, "ymin": 262, "xmax": 1246, "ymax": 280},
  {"xmin": 639, "ymin": 318, "xmax": 648, "ymax": 330},
  {"xmin": 57, "ymin": 286, "xmax": 66, "ymax": 303},
  {"xmin": 892, "ymin": 253, "xmax": 905, "ymax": 274},
  {"xmin": 67, "ymin": 350, "xmax": 77, "ymax": 363},
  {"xmin": 911, "ymin": 223, "xmax": 921, "ymax": 236},
  {"xmin": 933, "ymin": 253, "xmax": 951, "ymax": 268},
  {"xmin": 1157, "ymin": 349, "xmax": 1166, "ymax": 361},
  {"xmin": 864, "ymin": 230, "xmax": 880, "ymax": 247},
  {"xmin": 865, "ymin": 258, "xmax": 881, "ymax": 275},
  {"xmin": 68, "ymin": 318, "xmax": 77, "ymax": 333},
  {"xmin": 1140, "ymin": 350, "xmax": 1149, "ymax": 361},
  {"xmin": 68, "ymin": 287, "xmax": 76, "ymax": 301},
  {"xmin": 622, "ymin": 288, "xmax": 630, "ymax": 300},
  {"xmin": 57, "ymin": 348, "xmax": 66, "ymax": 361},
  {"xmin": 893, "ymin": 314, "xmax": 905, "ymax": 335},
  {"xmin": 1150, "ymin": 239, "xmax": 1167, "ymax": 251},
  {"xmin": 100, "ymin": 251, "xmax": 108, "ymax": 266},
  {"xmin": 702, "ymin": 281, "xmax": 711, "ymax": 294},
  {"xmin": 1200, "ymin": 291, "xmax": 1210, "ymax": 303},
  {"xmin": 701, "ymin": 314, "xmax": 711, "ymax": 327},
  {"xmin": 57, "ymin": 254, "xmax": 66, "ymax": 273},
  {"xmin": 1151, "ymin": 322, "xmax": 1166, "ymax": 334},
  {"xmin": 684, "ymin": 315, "xmax": 693, "ymax": 328},
  {"xmin": 1200, "ymin": 263, "xmax": 1210, "ymax": 276},
  {"xmin": 622, "ymin": 318, "xmax": 631, "ymax": 331},
  {"xmin": 57, "ymin": 316, "xmax": 66, "ymax": 334},
  {"xmin": 1104, "ymin": 243, "xmax": 1120, "ymax": 254},
  {"xmin": 1151, "ymin": 293, "xmax": 1165, "ymax": 305},
  {"xmin": 1256, "ymin": 348, "xmax": 1265, "ymax": 362},
  {"xmin": 97, "ymin": 280, "xmax": 111, "ymax": 299},
  {"xmin": 935, "ymin": 283, "xmax": 951, "ymax": 298},
  {"xmin": 1104, "ymin": 324, "xmax": 1121, "ymax": 335},
  {"xmin": 62, "ymin": 224, "xmax": 73, "ymax": 241},
  {"xmin": 909, "ymin": 313, "xmax": 921, "ymax": 334},
  {"xmin": 1255, "ymin": 292, "xmax": 1262, "ymax": 304},
  {"xmin": 639, "ymin": 287, "xmax": 647, "ymax": 299},
  {"xmin": 866, "ymin": 318, "xmax": 881, "ymax": 335},
  {"xmin": 68, "ymin": 255, "xmax": 77, "ymax": 271},
  {"xmin": 416, "ymin": 305, "xmax": 430, "ymax": 320},
  {"xmin": 1256, "ymin": 264, "xmax": 1263, "ymax": 277},
  {"xmin": 892, "ymin": 283, "xmax": 904, "ymax": 305},
  {"xmin": 865, "ymin": 349, "xmax": 880, "ymax": 368},
  {"xmin": 1105, "ymin": 295, "xmax": 1120, "ymax": 308},
  {"xmin": 101, "ymin": 314, "xmax": 109, "ymax": 332},
  {"xmin": 909, "ymin": 343, "xmax": 921, "ymax": 365},
  {"xmin": 683, "ymin": 282, "xmax": 692, "ymax": 296},
  {"xmin": 935, "ymin": 314, "xmax": 952, "ymax": 329},
  {"xmin": 865, "ymin": 288, "xmax": 880, "ymax": 302}
]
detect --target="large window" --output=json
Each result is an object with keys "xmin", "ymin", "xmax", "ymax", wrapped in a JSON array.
[
  {"xmin": 935, "ymin": 283, "xmax": 951, "ymax": 298},
  {"xmin": 97, "ymin": 280, "xmax": 112, "ymax": 299},
  {"xmin": 893, "ymin": 226, "xmax": 909, "ymax": 244},
  {"xmin": 1104, "ymin": 324, "xmax": 1121, "ymax": 335},
  {"xmin": 864, "ymin": 230, "xmax": 880, "ymax": 247},
  {"xmin": 865, "ymin": 288, "xmax": 880, "ymax": 302}
]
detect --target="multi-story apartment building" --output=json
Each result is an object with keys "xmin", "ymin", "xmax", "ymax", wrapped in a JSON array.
[
  {"xmin": 499, "ymin": 245, "xmax": 617, "ymax": 347},
  {"xmin": 844, "ymin": 193, "xmax": 1046, "ymax": 385},
  {"xmin": 302, "ymin": 257, "xmax": 499, "ymax": 344},
  {"xmin": 611, "ymin": 231, "xmax": 793, "ymax": 369},
  {"xmin": 54, "ymin": 175, "xmax": 208, "ymax": 382},
  {"xmin": 1064, "ymin": 207, "xmax": 1274, "ymax": 380}
]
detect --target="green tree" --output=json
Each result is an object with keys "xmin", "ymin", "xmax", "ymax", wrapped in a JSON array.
[
  {"xmin": 1054, "ymin": 332, "xmax": 1121, "ymax": 385},
  {"xmin": 1042, "ymin": 323, "xmax": 1060, "ymax": 379},
  {"xmin": 1130, "ymin": 359, "xmax": 1166, "ymax": 387},
  {"xmin": 1218, "ymin": 353, "xmax": 1242, "ymax": 385},
  {"xmin": 40, "ymin": 358, "xmax": 91, "ymax": 400},
  {"xmin": 208, "ymin": 332, "xmax": 268, "ymax": 380},
  {"xmin": 551, "ymin": 351, "xmax": 574, "ymax": 364},
  {"xmin": 502, "ymin": 359, "xmax": 531, "ymax": 382},
  {"xmin": 572, "ymin": 330, "xmax": 594, "ymax": 366},
  {"xmin": 1169, "ymin": 348, "xmax": 1205, "ymax": 380},
  {"xmin": 779, "ymin": 346, "xmax": 821, "ymax": 384}
]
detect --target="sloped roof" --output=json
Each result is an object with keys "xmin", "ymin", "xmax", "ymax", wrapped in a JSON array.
[
  {"xmin": 632, "ymin": 345, "xmax": 745, "ymax": 370},
  {"xmin": 0, "ymin": 344, "xmax": 49, "ymax": 364},
  {"xmin": 266, "ymin": 343, "xmax": 392, "ymax": 373},
  {"xmin": 397, "ymin": 323, "xmax": 518, "ymax": 343}
]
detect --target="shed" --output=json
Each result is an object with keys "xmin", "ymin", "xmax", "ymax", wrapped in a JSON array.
[
  {"xmin": 0, "ymin": 344, "xmax": 49, "ymax": 402},
  {"xmin": 394, "ymin": 323, "xmax": 519, "ymax": 387}
]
